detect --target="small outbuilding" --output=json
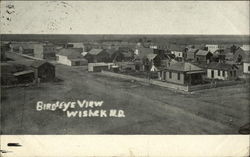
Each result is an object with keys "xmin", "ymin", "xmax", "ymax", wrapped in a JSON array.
[
  {"xmin": 13, "ymin": 70, "xmax": 34, "ymax": 84},
  {"xmin": 31, "ymin": 60, "xmax": 55, "ymax": 82},
  {"xmin": 88, "ymin": 62, "xmax": 114, "ymax": 72}
]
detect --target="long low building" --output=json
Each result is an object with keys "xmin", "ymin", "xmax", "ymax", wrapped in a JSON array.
[
  {"xmin": 207, "ymin": 62, "xmax": 239, "ymax": 80},
  {"xmin": 88, "ymin": 62, "xmax": 114, "ymax": 72}
]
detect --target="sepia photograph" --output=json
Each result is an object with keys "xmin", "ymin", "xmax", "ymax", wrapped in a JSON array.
[{"xmin": 0, "ymin": 0, "xmax": 249, "ymax": 156}]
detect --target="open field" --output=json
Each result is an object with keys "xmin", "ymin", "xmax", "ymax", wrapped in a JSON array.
[
  {"xmin": 1, "ymin": 62, "xmax": 249, "ymax": 134},
  {"xmin": 1, "ymin": 34, "xmax": 249, "ymax": 44}
]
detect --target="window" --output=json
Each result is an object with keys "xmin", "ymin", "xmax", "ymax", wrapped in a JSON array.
[
  {"xmin": 163, "ymin": 72, "xmax": 166, "ymax": 80},
  {"xmin": 211, "ymin": 70, "xmax": 214, "ymax": 78},
  {"xmin": 248, "ymin": 66, "xmax": 250, "ymax": 71},
  {"xmin": 177, "ymin": 73, "xmax": 180, "ymax": 80},
  {"xmin": 234, "ymin": 70, "xmax": 236, "ymax": 77},
  {"xmin": 222, "ymin": 71, "xmax": 225, "ymax": 77},
  {"xmin": 169, "ymin": 72, "xmax": 172, "ymax": 79},
  {"xmin": 230, "ymin": 71, "xmax": 232, "ymax": 76},
  {"xmin": 75, "ymin": 61, "xmax": 80, "ymax": 66},
  {"xmin": 218, "ymin": 70, "xmax": 220, "ymax": 76}
]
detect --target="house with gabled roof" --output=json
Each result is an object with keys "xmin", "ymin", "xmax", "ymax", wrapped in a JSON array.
[
  {"xmin": 158, "ymin": 62, "xmax": 205, "ymax": 85},
  {"xmin": 195, "ymin": 49, "xmax": 213, "ymax": 63},
  {"xmin": 56, "ymin": 48, "xmax": 88, "ymax": 66},
  {"xmin": 186, "ymin": 48, "xmax": 199, "ymax": 61},
  {"xmin": 233, "ymin": 47, "xmax": 250, "ymax": 64},
  {"xmin": 84, "ymin": 48, "xmax": 110, "ymax": 63},
  {"xmin": 207, "ymin": 62, "xmax": 239, "ymax": 80}
]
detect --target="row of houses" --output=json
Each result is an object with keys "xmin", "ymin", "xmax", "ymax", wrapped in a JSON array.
[
  {"xmin": 55, "ymin": 47, "xmax": 134, "ymax": 66},
  {"xmin": 157, "ymin": 61, "xmax": 242, "ymax": 86},
  {"xmin": 7, "ymin": 41, "xmax": 249, "ymax": 66}
]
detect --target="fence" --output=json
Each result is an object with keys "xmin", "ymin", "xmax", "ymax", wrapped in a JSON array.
[
  {"xmin": 188, "ymin": 80, "xmax": 245, "ymax": 92},
  {"xmin": 101, "ymin": 71, "xmax": 189, "ymax": 91},
  {"xmin": 100, "ymin": 71, "xmax": 246, "ymax": 92},
  {"xmin": 1, "ymin": 82, "xmax": 36, "ymax": 89}
]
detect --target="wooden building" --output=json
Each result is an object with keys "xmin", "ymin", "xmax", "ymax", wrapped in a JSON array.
[
  {"xmin": 243, "ymin": 55, "xmax": 250, "ymax": 74},
  {"xmin": 195, "ymin": 50, "xmax": 213, "ymax": 63},
  {"xmin": 33, "ymin": 43, "xmax": 56, "ymax": 60},
  {"xmin": 207, "ymin": 62, "xmax": 239, "ymax": 80},
  {"xmin": 56, "ymin": 48, "xmax": 88, "ymax": 66},
  {"xmin": 186, "ymin": 48, "xmax": 199, "ymax": 61},
  {"xmin": 88, "ymin": 63, "xmax": 114, "ymax": 72},
  {"xmin": 31, "ymin": 61, "xmax": 55, "ymax": 82},
  {"xmin": 84, "ymin": 49, "xmax": 110, "ymax": 63},
  {"xmin": 158, "ymin": 62, "xmax": 205, "ymax": 85},
  {"xmin": 13, "ymin": 70, "xmax": 34, "ymax": 84}
]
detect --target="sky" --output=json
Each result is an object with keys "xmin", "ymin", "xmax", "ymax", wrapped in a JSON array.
[{"xmin": 0, "ymin": 1, "xmax": 249, "ymax": 35}]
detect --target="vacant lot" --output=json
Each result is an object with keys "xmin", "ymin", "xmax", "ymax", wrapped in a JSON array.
[{"xmin": 1, "ymin": 63, "xmax": 249, "ymax": 134}]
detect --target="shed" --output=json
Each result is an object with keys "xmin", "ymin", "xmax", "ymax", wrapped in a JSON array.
[
  {"xmin": 88, "ymin": 62, "xmax": 114, "ymax": 72},
  {"xmin": 31, "ymin": 60, "xmax": 55, "ymax": 82},
  {"xmin": 13, "ymin": 70, "xmax": 34, "ymax": 84}
]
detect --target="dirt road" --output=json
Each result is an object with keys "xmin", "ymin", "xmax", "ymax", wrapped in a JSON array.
[{"xmin": 1, "ymin": 64, "xmax": 249, "ymax": 134}]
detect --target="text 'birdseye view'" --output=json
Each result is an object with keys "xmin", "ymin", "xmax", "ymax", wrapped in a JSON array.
[{"xmin": 1, "ymin": 34, "xmax": 249, "ymax": 134}]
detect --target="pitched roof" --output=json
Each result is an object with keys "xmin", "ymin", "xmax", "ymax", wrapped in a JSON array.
[
  {"xmin": 88, "ymin": 49, "xmax": 104, "ymax": 55},
  {"xmin": 57, "ymin": 48, "xmax": 84, "ymax": 59},
  {"xmin": 196, "ymin": 50, "xmax": 210, "ymax": 56},
  {"xmin": 235, "ymin": 47, "xmax": 250, "ymax": 56},
  {"xmin": 13, "ymin": 70, "xmax": 34, "ymax": 76},
  {"xmin": 105, "ymin": 49, "xmax": 117, "ymax": 55},
  {"xmin": 137, "ymin": 47, "xmax": 154, "ymax": 59},
  {"xmin": 166, "ymin": 62, "xmax": 203, "ymax": 72},
  {"xmin": 207, "ymin": 62, "xmax": 238, "ymax": 70},
  {"xmin": 1, "ymin": 63, "xmax": 17, "ymax": 73},
  {"xmin": 31, "ymin": 60, "xmax": 52, "ymax": 68},
  {"xmin": 147, "ymin": 54, "xmax": 157, "ymax": 60},
  {"xmin": 187, "ymin": 48, "xmax": 198, "ymax": 54}
]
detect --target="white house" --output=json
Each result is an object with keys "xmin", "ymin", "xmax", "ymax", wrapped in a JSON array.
[
  {"xmin": 243, "ymin": 55, "xmax": 250, "ymax": 74},
  {"xmin": 171, "ymin": 51, "xmax": 184, "ymax": 58},
  {"xmin": 207, "ymin": 62, "xmax": 239, "ymax": 80},
  {"xmin": 88, "ymin": 62, "xmax": 114, "ymax": 72},
  {"xmin": 56, "ymin": 48, "xmax": 88, "ymax": 66},
  {"xmin": 205, "ymin": 44, "xmax": 219, "ymax": 53},
  {"xmin": 241, "ymin": 44, "xmax": 250, "ymax": 51}
]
